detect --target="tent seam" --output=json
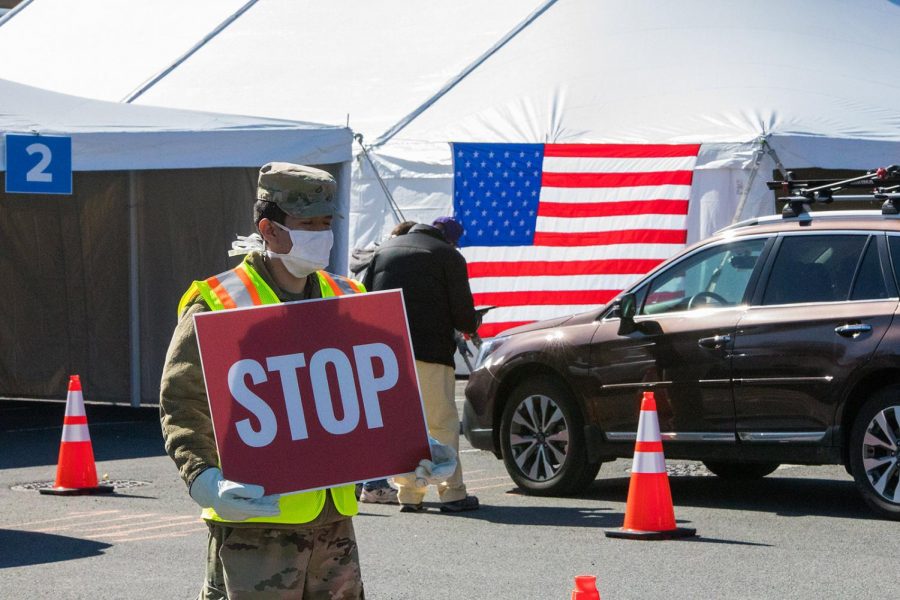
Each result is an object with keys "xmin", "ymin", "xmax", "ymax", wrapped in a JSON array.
[
  {"xmin": 120, "ymin": 0, "xmax": 261, "ymax": 104},
  {"xmin": 0, "ymin": 0, "xmax": 35, "ymax": 29},
  {"xmin": 369, "ymin": 0, "xmax": 560, "ymax": 149}
]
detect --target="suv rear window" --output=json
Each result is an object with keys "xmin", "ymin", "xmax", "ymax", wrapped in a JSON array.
[
  {"xmin": 762, "ymin": 234, "xmax": 884, "ymax": 305},
  {"xmin": 887, "ymin": 236, "xmax": 900, "ymax": 291}
]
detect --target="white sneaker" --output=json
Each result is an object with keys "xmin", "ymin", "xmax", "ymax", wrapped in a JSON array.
[{"xmin": 359, "ymin": 486, "xmax": 399, "ymax": 504}]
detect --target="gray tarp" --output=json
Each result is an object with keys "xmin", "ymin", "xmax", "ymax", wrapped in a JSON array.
[{"xmin": 0, "ymin": 167, "xmax": 257, "ymax": 403}]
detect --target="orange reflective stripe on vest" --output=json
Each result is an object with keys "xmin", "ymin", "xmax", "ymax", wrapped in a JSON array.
[
  {"xmin": 205, "ymin": 265, "xmax": 259, "ymax": 309},
  {"xmin": 317, "ymin": 270, "xmax": 366, "ymax": 296}
]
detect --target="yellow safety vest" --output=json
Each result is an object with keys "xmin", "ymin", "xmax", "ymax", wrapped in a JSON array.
[{"xmin": 179, "ymin": 258, "xmax": 366, "ymax": 524}]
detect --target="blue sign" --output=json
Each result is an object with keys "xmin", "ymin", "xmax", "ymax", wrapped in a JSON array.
[{"xmin": 5, "ymin": 134, "xmax": 73, "ymax": 195}]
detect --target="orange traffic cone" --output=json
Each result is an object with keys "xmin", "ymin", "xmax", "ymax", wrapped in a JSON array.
[
  {"xmin": 605, "ymin": 391, "xmax": 695, "ymax": 540},
  {"xmin": 39, "ymin": 375, "xmax": 114, "ymax": 496},
  {"xmin": 570, "ymin": 575, "xmax": 601, "ymax": 599}
]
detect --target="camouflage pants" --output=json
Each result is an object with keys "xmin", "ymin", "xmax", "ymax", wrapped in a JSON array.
[{"xmin": 200, "ymin": 519, "xmax": 364, "ymax": 599}]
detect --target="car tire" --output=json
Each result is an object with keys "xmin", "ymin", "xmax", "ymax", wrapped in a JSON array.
[
  {"xmin": 702, "ymin": 461, "xmax": 780, "ymax": 479},
  {"xmin": 500, "ymin": 375, "xmax": 601, "ymax": 496},
  {"xmin": 849, "ymin": 386, "xmax": 900, "ymax": 520}
]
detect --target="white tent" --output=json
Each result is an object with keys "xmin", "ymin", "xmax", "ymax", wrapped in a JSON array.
[
  {"xmin": 0, "ymin": 78, "xmax": 352, "ymax": 404},
  {"xmin": 356, "ymin": 0, "xmax": 900, "ymax": 244},
  {"xmin": 0, "ymin": 0, "xmax": 541, "ymax": 240},
  {"xmin": 4, "ymin": 0, "xmax": 900, "ymax": 335}
]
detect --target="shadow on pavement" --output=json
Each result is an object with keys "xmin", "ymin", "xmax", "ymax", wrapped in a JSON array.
[
  {"xmin": 0, "ymin": 400, "xmax": 164, "ymax": 469},
  {"xmin": 0, "ymin": 529, "xmax": 112, "ymax": 568},
  {"xmin": 581, "ymin": 474, "xmax": 877, "ymax": 521},
  {"xmin": 419, "ymin": 502, "xmax": 622, "ymax": 528}
]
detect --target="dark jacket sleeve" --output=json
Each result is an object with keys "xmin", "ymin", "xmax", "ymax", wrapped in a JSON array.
[
  {"xmin": 361, "ymin": 251, "xmax": 376, "ymax": 291},
  {"xmin": 159, "ymin": 301, "xmax": 219, "ymax": 489},
  {"xmin": 445, "ymin": 250, "xmax": 478, "ymax": 334}
]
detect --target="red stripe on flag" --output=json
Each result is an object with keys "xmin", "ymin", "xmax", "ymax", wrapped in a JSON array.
[
  {"xmin": 473, "ymin": 289, "xmax": 618, "ymax": 307},
  {"xmin": 533, "ymin": 229, "xmax": 687, "ymax": 246},
  {"xmin": 542, "ymin": 171, "xmax": 695, "ymax": 188},
  {"xmin": 543, "ymin": 144, "xmax": 702, "ymax": 158},
  {"xmin": 468, "ymin": 259, "xmax": 665, "ymax": 278},
  {"xmin": 538, "ymin": 199, "xmax": 689, "ymax": 218}
]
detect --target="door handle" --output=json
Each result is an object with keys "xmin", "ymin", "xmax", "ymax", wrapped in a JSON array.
[
  {"xmin": 698, "ymin": 334, "xmax": 732, "ymax": 349},
  {"xmin": 835, "ymin": 323, "xmax": 872, "ymax": 338}
]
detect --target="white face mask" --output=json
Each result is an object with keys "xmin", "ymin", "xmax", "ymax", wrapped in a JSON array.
[{"xmin": 267, "ymin": 221, "xmax": 333, "ymax": 278}]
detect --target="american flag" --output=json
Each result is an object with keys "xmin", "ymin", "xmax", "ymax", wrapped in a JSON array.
[{"xmin": 452, "ymin": 142, "xmax": 701, "ymax": 338}]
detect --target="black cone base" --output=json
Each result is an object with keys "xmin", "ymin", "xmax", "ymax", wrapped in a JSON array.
[
  {"xmin": 605, "ymin": 526, "xmax": 696, "ymax": 540},
  {"xmin": 39, "ymin": 484, "xmax": 115, "ymax": 496}
]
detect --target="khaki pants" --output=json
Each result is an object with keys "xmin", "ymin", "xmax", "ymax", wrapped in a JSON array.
[
  {"xmin": 200, "ymin": 519, "xmax": 363, "ymax": 599},
  {"xmin": 394, "ymin": 360, "xmax": 467, "ymax": 504}
]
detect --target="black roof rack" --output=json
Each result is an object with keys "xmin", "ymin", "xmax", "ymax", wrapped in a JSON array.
[{"xmin": 767, "ymin": 166, "xmax": 900, "ymax": 218}]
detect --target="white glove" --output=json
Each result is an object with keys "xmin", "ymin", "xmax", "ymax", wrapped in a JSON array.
[
  {"xmin": 189, "ymin": 468, "xmax": 281, "ymax": 521},
  {"xmin": 413, "ymin": 438, "xmax": 458, "ymax": 488}
]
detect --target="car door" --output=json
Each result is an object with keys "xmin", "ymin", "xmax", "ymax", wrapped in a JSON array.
[
  {"xmin": 732, "ymin": 232, "xmax": 898, "ymax": 444},
  {"xmin": 589, "ymin": 236, "xmax": 770, "ymax": 443}
]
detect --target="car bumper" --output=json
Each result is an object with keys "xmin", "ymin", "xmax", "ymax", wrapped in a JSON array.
[{"xmin": 462, "ymin": 369, "xmax": 500, "ymax": 454}]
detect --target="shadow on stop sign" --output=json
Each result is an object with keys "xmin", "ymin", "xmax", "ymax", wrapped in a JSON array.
[{"xmin": 194, "ymin": 289, "xmax": 430, "ymax": 495}]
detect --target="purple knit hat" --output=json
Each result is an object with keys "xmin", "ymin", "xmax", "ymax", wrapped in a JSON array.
[{"xmin": 432, "ymin": 216, "xmax": 464, "ymax": 245}]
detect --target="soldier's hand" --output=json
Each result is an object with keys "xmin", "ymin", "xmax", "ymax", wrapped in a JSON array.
[{"xmin": 189, "ymin": 467, "xmax": 281, "ymax": 521}]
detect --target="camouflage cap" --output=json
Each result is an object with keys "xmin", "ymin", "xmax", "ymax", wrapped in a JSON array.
[{"xmin": 257, "ymin": 162, "xmax": 336, "ymax": 218}]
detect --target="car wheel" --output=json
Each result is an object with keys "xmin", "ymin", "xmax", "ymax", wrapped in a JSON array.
[
  {"xmin": 849, "ymin": 386, "xmax": 900, "ymax": 520},
  {"xmin": 702, "ymin": 461, "xmax": 779, "ymax": 479},
  {"xmin": 500, "ymin": 375, "xmax": 600, "ymax": 496}
]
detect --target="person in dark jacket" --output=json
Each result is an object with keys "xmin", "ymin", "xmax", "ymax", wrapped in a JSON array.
[
  {"xmin": 362, "ymin": 217, "xmax": 480, "ymax": 512},
  {"xmin": 348, "ymin": 220, "xmax": 417, "ymax": 285}
]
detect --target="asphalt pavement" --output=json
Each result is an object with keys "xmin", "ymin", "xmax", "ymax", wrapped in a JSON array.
[{"xmin": 0, "ymin": 384, "xmax": 896, "ymax": 599}]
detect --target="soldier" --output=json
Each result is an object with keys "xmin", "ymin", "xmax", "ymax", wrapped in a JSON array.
[{"xmin": 160, "ymin": 162, "xmax": 366, "ymax": 599}]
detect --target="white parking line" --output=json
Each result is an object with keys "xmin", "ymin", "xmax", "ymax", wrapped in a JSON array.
[
  {"xmin": 5, "ymin": 509, "xmax": 121, "ymax": 529},
  {"xmin": 467, "ymin": 482, "xmax": 515, "ymax": 492}
]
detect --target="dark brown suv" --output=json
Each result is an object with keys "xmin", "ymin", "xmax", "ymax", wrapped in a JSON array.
[{"xmin": 464, "ymin": 210, "xmax": 900, "ymax": 519}]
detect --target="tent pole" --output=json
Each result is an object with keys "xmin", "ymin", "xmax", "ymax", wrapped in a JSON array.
[
  {"xmin": 354, "ymin": 134, "xmax": 405, "ymax": 224},
  {"xmin": 731, "ymin": 138, "xmax": 789, "ymax": 224},
  {"xmin": 730, "ymin": 139, "xmax": 766, "ymax": 224},
  {"xmin": 128, "ymin": 171, "xmax": 141, "ymax": 407}
]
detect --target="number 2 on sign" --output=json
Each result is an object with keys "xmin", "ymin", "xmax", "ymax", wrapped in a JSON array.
[{"xmin": 25, "ymin": 143, "xmax": 53, "ymax": 183}]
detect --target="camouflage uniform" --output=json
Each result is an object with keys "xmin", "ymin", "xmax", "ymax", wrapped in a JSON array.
[
  {"xmin": 202, "ymin": 519, "xmax": 363, "ymax": 600},
  {"xmin": 161, "ymin": 251, "xmax": 365, "ymax": 600}
]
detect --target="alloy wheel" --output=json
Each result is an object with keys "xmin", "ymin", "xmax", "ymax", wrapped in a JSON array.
[
  {"xmin": 508, "ymin": 393, "xmax": 570, "ymax": 482},
  {"xmin": 861, "ymin": 405, "xmax": 900, "ymax": 504}
]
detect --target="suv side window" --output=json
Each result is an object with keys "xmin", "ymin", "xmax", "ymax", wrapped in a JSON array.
[
  {"xmin": 887, "ymin": 236, "xmax": 900, "ymax": 291},
  {"xmin": 762, "ymin": 234, "xmax": 868, "ymax": 305},
  {"xmin": 642, "ymin": 238, "xmax": 766, "ymax": 315},
  {"xmin": 850, "ymin": 237, "xmax": 889, "ymax": 300}
]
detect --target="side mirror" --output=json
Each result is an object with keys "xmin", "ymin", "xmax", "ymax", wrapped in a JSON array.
[{"xmin": 617, "ymin": 293, "xmax": 637, "ymax": 335}]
